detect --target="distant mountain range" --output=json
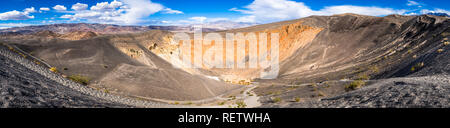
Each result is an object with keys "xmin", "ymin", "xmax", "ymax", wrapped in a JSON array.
[
  {"xmin": 0, "ymin": 21, "xmax": 258, "ymax": 35},
  {"xmin": 426, "ymin": 12, "xmax": 449, "ymax": 17}
]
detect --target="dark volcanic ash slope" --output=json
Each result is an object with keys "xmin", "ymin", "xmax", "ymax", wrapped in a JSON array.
[
  {"xmin": 0, "ymin": 45, "xmax": 128, "ymax": 108},
  {"xmin": 0, "ymin": 43, "xmax": 184, "ymax": 108},
  {"xmin": 252, "ymin": 14, "xmax": 449, "ymax": 108},
  {"xmin": 261, "ymin": 75, "xmax": 450, "ymax": 108}
]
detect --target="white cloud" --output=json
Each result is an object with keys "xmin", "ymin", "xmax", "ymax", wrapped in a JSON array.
[
  {"xmin": 0, "ymin": 7, "xmax": 38, "ymax": 20},
  {"xmin": 40, "ymin": 7, "xmax": 50, "ymax": 11},
  {"xmin": 420, "ymin": 8, "xmax": 450, "ymax": 14},
  {"xmin": 53, "ymin": 5, "xmax": 67, "ymax": 11},
  {"xmin": 72, "ymin": 3, "xmax": 89, "ymax": 11},
  {"xmin": 208, "ymin": 18, "xmax": 229, "ymax": 22},
  {"xmin": 60, "ymin": 14, "xmax": 73, "ymax": 19},
  {"xmin": 162, "ymin": 8, "xmax": 183, "ymax": 14},
  {"xmin": 23, "ymin": 7, "xmax": 37, "ymax": 14},
  {"xmin": 59, "ymin": 0, "xmax": 166, "ymax": 25},
  {"xmin": 0, "ymin": 23, "xmax": 34, "ymax": 29},
  {"xmin": 407, "ymin": 0, "xmax": 420, "ymax": 6},
  {"xmin": 190, "ymin": 16, "xmax": 207, "ymax": 23},
  {"xmin": 232, "ymin": 0, "xmax": 407, "ymax": 23},
  {"xmin": 315, "ymin": 5, "xmax": 406, "ymax": 16},
  {"xmin": 116, "ymin": 0, "xmax": 164, "ymax": 24},
  {"xmin": 90, "ymin": 0, "xmax": 123, "ymax": 11},
  {"xmin": 0, "ymin": 11, "xmax": 34, "ymax": 20}
]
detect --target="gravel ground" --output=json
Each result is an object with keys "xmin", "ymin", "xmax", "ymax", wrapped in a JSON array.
[
  {"xmin": 261, "ymin": 75, "xmax": 450, "ymax": 108},
  {"xmin": 0, "ymin": 44, "xmax": 177, "ymax": 108}
]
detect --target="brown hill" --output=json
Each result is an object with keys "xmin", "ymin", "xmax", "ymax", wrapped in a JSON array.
[
  {"xmin": 59, "ymin": 31, "xmax": 98, "ymax": 40},
  {"xmin": 11, "ymin": 30, "xmax": 241, "ymax": 101}
]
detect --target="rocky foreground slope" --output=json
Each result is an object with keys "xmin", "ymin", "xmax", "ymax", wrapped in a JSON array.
[
  {"xmin": 0, "ymin": 43, "xmax": 180, "ymax": 108},
  {"xmin": 260, "ymin": 75, "xmax": 450, "ymax": 108}
]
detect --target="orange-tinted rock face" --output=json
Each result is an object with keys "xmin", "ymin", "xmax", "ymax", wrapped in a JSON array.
[
  {"xmin": 265, "ymin": 22, "xmax": 323, "ymax": 62},
  {"xmin": 149, "ymin": 21, "xmax": 324, "ymax": 82}
]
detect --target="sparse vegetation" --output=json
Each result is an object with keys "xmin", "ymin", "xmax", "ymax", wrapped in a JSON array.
[
  {"xmin": 369, "ymin": 65, "xmax": 379, "ymax": 73},
  {"xmin": 235, "ymin": 101, "xmax": 247, "ymax": 108},
  {"xmin": 411, "ymin": 62, "xmax": 425, "ymax": 72},
  {"xmin": 272, "ymin": 97, "xmax": 282, "ymax": 103},
  {"xmin": 358, "ymin": 73, "xmax": 370, "ymax": 80},
  {"xmin": 129, "ymin": 48, "xmax": 137, "ymax": 53},
  {"xmin": 184, "ymin": 102, "xmax": 193, "ymax": 105},
  {"xmin": 309, "ymin": 83, "xmax": 317, "ymax": 87},
  {"xmin": 228, "ymin": 95, "xmax": 236, "ymax": 100},
  {"xmin": 274, "ymin": 91, "xmax": 282, "ymax": 95},
  {"xmin": 49, "ymin": 67, "xmax": 58, "ymax": 73},
  {"xmin": 345, "ymin": 80, "xmax": 366, "ymax": 91},
  {"xmin": 411, "ymin": 67, "xmax": 416, "ymax": 72},
  {"xmin": 67, "ymin": 74, "xmax": 90, "ymax": 85},
  {"xmin": 294, "ymin": 97, "xmax": 301, "ymax": 102},
  {"xmin": 218, "ymin": 101, "xmax": 226, "ymax": 105},
  {"xmin": 63, "ymin": 67, "xmax": 68, "ymax": 70},
  {"xmin": 318, "ymin": 91, "xmax": 325, "ymax": 97}
]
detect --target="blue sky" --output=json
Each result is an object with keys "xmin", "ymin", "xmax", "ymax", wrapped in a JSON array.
[{"xmin": 0, "ymin": 0, "xmax": 449, "ymax": 28}]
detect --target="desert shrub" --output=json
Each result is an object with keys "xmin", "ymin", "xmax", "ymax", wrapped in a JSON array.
[
  {"xmin": 294, "ymin": 97, "xmax": 301, "ymax": 102},
  {"xmin": 228, "ymin": 95, "xmax": 236, "ymax": 100},
  {"xmin": 411, "ymin": 62, "xmax": 425, "ymax": 72},
  {"xmin": 411, "ymin": 67, "xmax": 416, "ymax": 72},
  {"xmin": 104, "ymin": 89, "xmax": 109, "ymax": 93},
  {"xmin": 369, "ymin": 65, "xmax": 379, "ymax": 73},
  {"xmin": 318, "ymin": 91, "xmax": 325, "ymax": 97},
  {"xmin": 235, "ymin": 101, "xmax": 247, "ymax": 108},
  {"xmin": 274, "ymin": 91, "xmax": 282, "ymax": 95},
  {"xmin": 309, "ymin": 83, "xmax": 317, "ymax": 87},
  {"xmin": 218, "ymin": 101, "xmax": 226, "ymax": 105},
  {"xmin": 358, "ymin": 74, "xmax": 370, "ymax": 80},
  {"xmin": 68, "ymin": 74, "xmax": 90, "ymax": 85},
  {"xmin": 272, "ymin": 97, "xmax": 282, "ymax": 103},
  {"xmin": 49, "ymin": 67, "xmax": 58, "ymax": 73},
  {"xmin": 345, "ymin": 80, "xmax": 366, "ymax": 91}
]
